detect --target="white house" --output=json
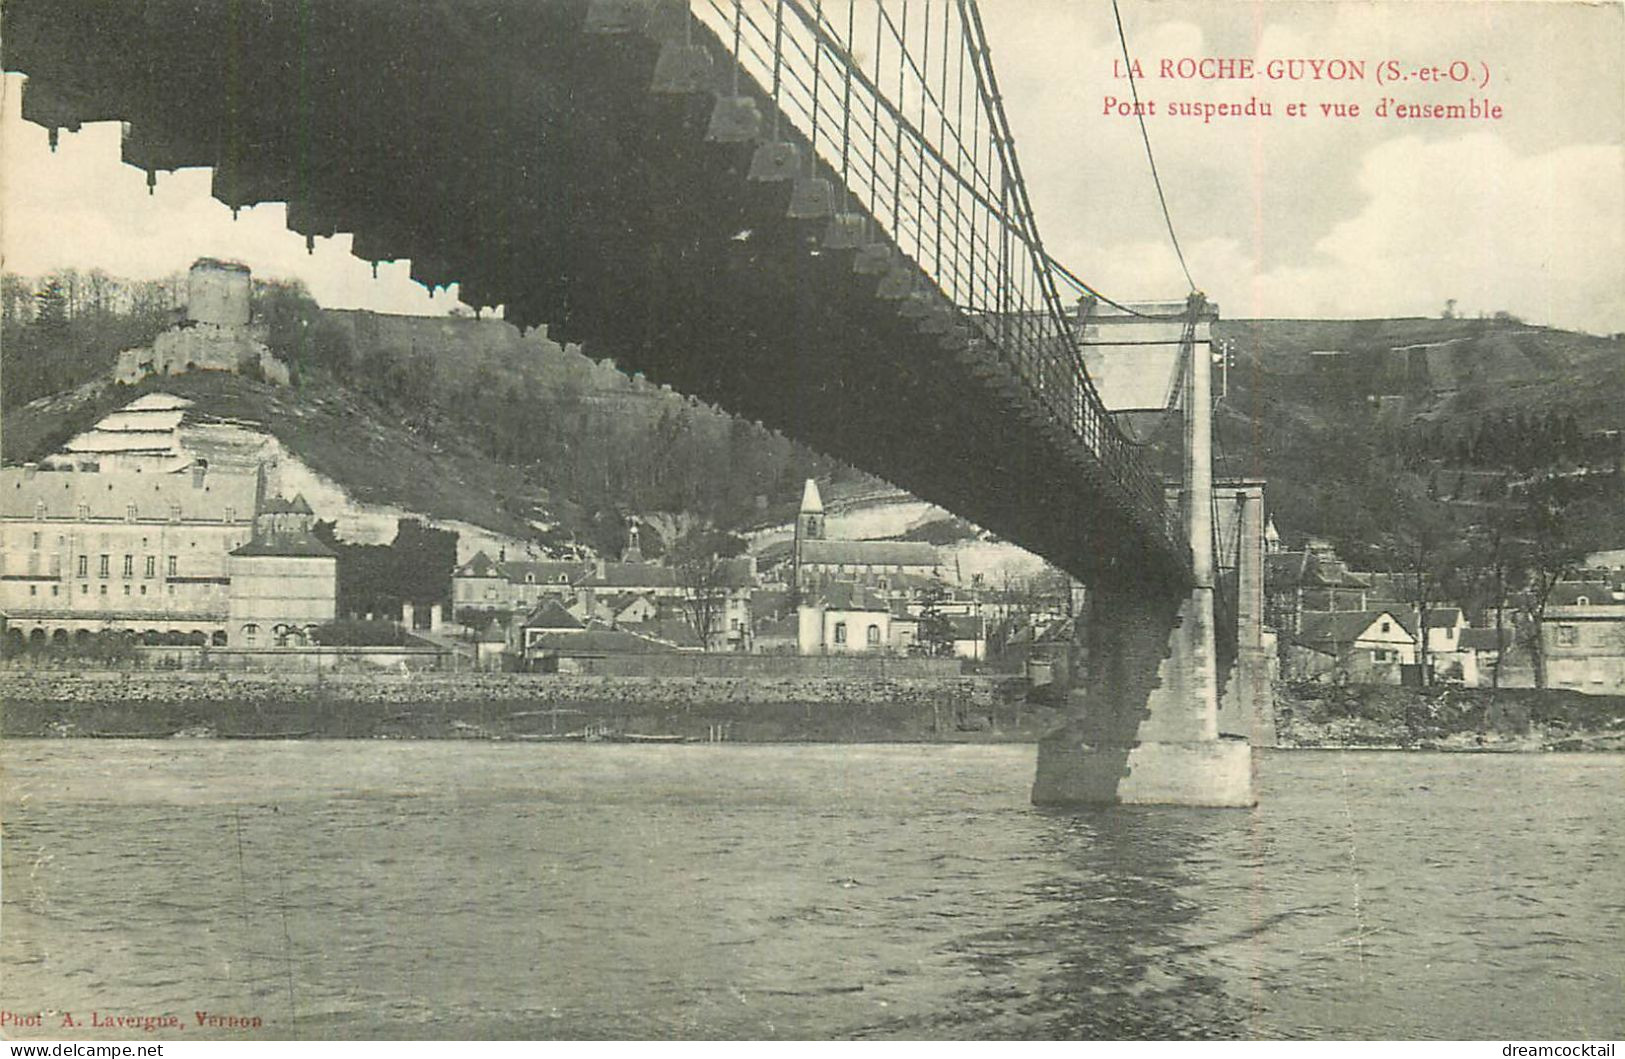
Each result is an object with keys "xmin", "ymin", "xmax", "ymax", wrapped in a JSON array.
[
  {"xmin": 798, "ymin": 582, "xmax": 892, "ymax": 654},
  {"xmin": 1296, "ymin": 609, "xmax": 1416, "ymax": 684}
]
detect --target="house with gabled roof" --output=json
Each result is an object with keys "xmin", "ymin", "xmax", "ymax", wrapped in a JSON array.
[
  {"xmin": 1295, "ymin": 609, "xmax": 1415, "ymax": 684},
  {"xmin": 451, "ymin": 549, "xmax": 589, "ymax": 619},
  {"xmin": 1264, "ymin": 548, "xmax": 1373, "ymax": 635},
  {"xmin": 1541, "ymin": 579, "xmax": 1625, "ymax": 694},
  {"xmin": 524, "ymin": 627, "xmax": 681, "ymax": 674},
  {"xmin": 798, "ymin": 581, "xmax": 893, "ymax": 654}
]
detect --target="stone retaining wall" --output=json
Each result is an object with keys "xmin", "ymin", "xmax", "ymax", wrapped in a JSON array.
[{"xmin": 0, "ymin": 670, "xmax": 1014, "ymax": 708}]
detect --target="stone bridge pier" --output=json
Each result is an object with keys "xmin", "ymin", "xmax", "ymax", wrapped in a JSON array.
[
  {"xmin": 1031, "ymin": 574, "xmax": 1255, "ymax": 807},
  {"xmin": 1033, "ymin": 293, "xmax": 1258, "ymax": 807}
]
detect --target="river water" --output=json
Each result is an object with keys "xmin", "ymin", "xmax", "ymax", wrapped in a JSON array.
[{"xmin": 2, "ymin": 741, "xmax": 1621, "ymax": 1040}]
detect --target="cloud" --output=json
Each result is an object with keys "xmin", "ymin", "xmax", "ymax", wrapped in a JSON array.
[{"xmin": 3, "ymin": 0, "xmax": 1621, "ymax": 334}]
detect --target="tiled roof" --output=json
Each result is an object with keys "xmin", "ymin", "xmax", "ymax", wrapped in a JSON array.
[
  {"xmin": 528, "ymin": 629, "xmax": 679, "ymax": 655},
  {"xmin": 1549, "ymin": 581, "xmax": 1618, "ymax": 607},
  {"xmin": 880, "ymin": 571, "xmax": 945, "ymax": 593},
  {"xmin": 1460, "ymin": 627, "xmax": 1514, "ymax": 651},
  {"xmin": 454, "ymin": 551, "xmax": 502, "ymax": 578},
  {"xmin": 798, "ymin": 539, "xmax": 939, "ymax": 567},
  {"xmin": 753, "ymin": 614, "xmax": 799, "ymax": 639},
  {"xmin": 1298, "ymin": 610, "xmax": 1411, "ymax": 647},
  {"xmin": 620, "ymin": 617, "xmax": 705, "ymax": 649},
  {"xmin": 1033, "ymin": 618, "xmax": 1075, "ymax": 645},
  {"xmin": 231, "ymin": 530, "xmax": 335, "ymax": 558},
  {"xmin": 817, "ymin": 581, "xmax": 890, "ymax": 612},
  {"xmin": 1265, "ymin": 550, "xmax": 1370, "ymax": 590},
  {"xmin": 453, "ymin": 552, "xmax": 589, "ymax": 585},
  {"xmin": 947, "ymin": 614, "xmax": 985, "ymax": 640},
  {"xmin": 522, "ymin": 600, "xmax": 585, "ymax": 630},
  {"xmin": 500, "ymin": 559, "xmax": 588, "ymax": 585},
  {"xmin": 260, "ymin": 494, "xmax": 314, "ymax": 515},
  {"xmin": 580, "ymin": 562, "xmax": 681, "ymax": 589},
  {"xmin": 750, "ymin": 587, "xmax": 791, "ymax": 620},
  {"xmin": 2, "ymin": 465, "xmax": 259, "ymax": 522}
]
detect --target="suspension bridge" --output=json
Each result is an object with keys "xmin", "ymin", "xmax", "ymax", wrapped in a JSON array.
[{"xmin": 3, "ymin": 0, "xmax": 1266, "ymax": 805}]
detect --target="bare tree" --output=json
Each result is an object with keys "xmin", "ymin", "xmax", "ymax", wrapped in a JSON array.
[
  {"xmin": 670, "ymin": 529, "xmax": 742, "ymax": 651},
  {"xmin": 1514, "ymin": 493, "xmax": 1600, "ymax": 688},
  {"xmin": 1379, "ymin": 484, "xmax": 1459, "ymax": 684}
]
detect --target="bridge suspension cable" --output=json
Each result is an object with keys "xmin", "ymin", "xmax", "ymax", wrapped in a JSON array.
[
  {"xmin": 697, "ymin": 0, "xmax": 1191, "ymax": 561},
  {"xmin": 1110, "ymin": 0, "xmax": 1197, "ymax": 293}
]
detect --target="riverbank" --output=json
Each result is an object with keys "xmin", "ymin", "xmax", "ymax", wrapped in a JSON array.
[
  {"xmin": 8, "ymin": 671, "xmax": 1625, "ymax": 749},
  {"xmin": 0, "ymin": 670, "xmax": 1045, "ymax": 743},
  {"xmin": 1275, "ymin": 682, "xmax": 1625, "ymax": 752}
]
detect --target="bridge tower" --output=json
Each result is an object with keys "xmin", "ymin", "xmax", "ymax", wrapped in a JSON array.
[{"xmin": 1032, "ymin": 294, "xmax": 1257, "ymax": 807}]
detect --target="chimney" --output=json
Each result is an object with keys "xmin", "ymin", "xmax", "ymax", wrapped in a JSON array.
[
  {"xmin": 191, "ymin": 460, "xmax": 208, "ymax": 488},
  {"xmin": 23, "ymin": 463, "xmax": 37, "ymax": 479}
]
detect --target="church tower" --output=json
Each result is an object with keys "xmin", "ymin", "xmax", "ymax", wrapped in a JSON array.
[
  {"xmin": 621, "ymin": 517, "xmax": 644, "ymax": 564},
  {"xmin": 792, "ymin": 478, "xmax": 825, "ymax": 589}
]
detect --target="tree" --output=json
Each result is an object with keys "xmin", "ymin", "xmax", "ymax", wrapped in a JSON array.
[
  {"xmin": 1448, "ymin": 511, "xmax": 1523, "ymax": 689},
  {"xmin": 1376, "ymin": 483, "xmax": 1459, "ymax": 684},
  {"xmin": 1512, "ymin": 492, "xmax": 1601, "ymax": 688},
  {"xmin": 916, "ymin": 582, "xmax": 956, "ymax": 657},
  {"xmin": 670, "ymin": 529, "xmax": 743, "ymax": 651},
  {"xmin": 33, "ymin": 278, "xmax": 69, "ymax": 336}
]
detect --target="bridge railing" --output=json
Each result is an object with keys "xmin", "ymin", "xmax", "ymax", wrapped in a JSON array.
[{"xmin": 691, "ymin": 0, "xmax": 1184, "ymax": 557}]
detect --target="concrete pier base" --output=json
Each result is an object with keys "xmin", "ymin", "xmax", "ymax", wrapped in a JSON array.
[
  {"xmin": 1032, "ymin": 293, "xmax": 1261, "ymax": 808},
  {"xmin": 1031, "ymin": 584, "xmax": 1257, "ymax": 808},
  {"xmin": 1033, "ymin": 735, "xmax": 1255, "ymax": 807}
]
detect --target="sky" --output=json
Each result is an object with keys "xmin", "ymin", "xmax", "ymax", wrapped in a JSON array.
[{"xmin": 2, "ymin": 0, "xmax": 1621, "ymax": 333}]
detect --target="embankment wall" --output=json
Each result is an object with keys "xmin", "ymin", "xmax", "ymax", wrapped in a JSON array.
[{"xmin": 0, "ymin": 671, "xmax": 1039, "ymax": 743}]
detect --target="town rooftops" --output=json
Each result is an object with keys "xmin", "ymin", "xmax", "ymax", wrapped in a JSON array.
[
  {"xmin": 797, "ymin": 539, "xmax": 939, "ymax": 568},
  {"xmin": 1265, "ymin": 550, "xmax": 1371, "ymax": 590},
  {"xmin": 230, "ymin": 530, "xmax": 335, "ymax": 558},
  {"xmin": 2, "ymin": 463, "xmax": 259, "ymax": 522},
  {"xmin": 1423, "ymin": 607, "xmax": 1464, "ymax": 628},
  {"xmin": 259, "ymin": 494, "xmax": 315, "ymax": 515},
  {"xmin": 1460, "ymin": 627, "xmax": 1515, "ymax": 652},
  {"xmin": 1297, "ymin": 610, "xmax": 1411, "ymax": 648},
  {"xmin": 455, "ymin": 552, "xmax": 503, "ymax": 578},
  {"xmin": 522, "ymin": 600, "xmax": 585, "ymax": 630},
  {"xmin": 579, "ymin": 561, "xmax": 681, "ymax": 589},
  {"xmin": 753, "ymin": 613, "xmax": 799, "ymax": 640},
  {"xmin": 750, "ymin": 587, "xmax": 792, "ymax": 621},
  {"xmin": 453, "ymin": 551, "xmax": 588, "ymax": 585},
  {"xmin": 620, "ymin": 616, "xmax": 705, "ymax": 649},
  {"xmin": 527, "ymin": 629, "xmax": 678, "ymax": 655},
  {"xmin": 816, "ymin": 581, "xmax": 890, "ymax": 612},
  {"xmin": 499, "ymin": 558, "xmax": 587, "ymax": 584},
  {"xmin": 1549, "ymin": 581, "xmax": 1619, "ymax": 607}
]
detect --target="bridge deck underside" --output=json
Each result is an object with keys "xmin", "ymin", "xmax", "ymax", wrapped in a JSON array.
[{"xmin": 5, "ymin": 0, "xmax": 1187, "ymax": 594}]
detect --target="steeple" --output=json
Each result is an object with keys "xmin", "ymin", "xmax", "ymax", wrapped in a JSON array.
[
  {"xmin": 621, "ymin": 517, "xmax": 644, "ymax": 564},
  {"xmin": 800, "ymin": 478, "xmax": 824, "ymax": 515},
  {"xmin": 793, "ymin": 478, "xmax": 825, "ymax": 590},
  {"xmin": 798, "ymin": 478, "xmax": 825, "ymax": 541}
]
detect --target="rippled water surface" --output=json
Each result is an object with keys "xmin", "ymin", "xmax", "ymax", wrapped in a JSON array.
[{"xmin": 3, "ymin": 741, "xmax": 1622, "ymax": 1040}]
